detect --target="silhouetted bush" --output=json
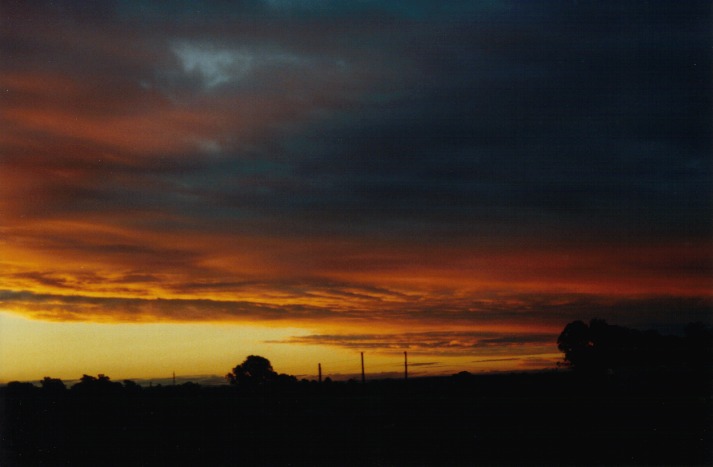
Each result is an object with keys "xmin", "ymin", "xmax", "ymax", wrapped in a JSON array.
[
  {"xmin": 40, "ymin": 376, "xmax": 66, "ymax": 394},
  {"xmin": 71, "ymin": 374, "xmax": 123, "ymax": 396}
]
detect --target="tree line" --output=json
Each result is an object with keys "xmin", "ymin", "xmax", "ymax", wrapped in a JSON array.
[{"xmin": 4, "ymin": 355, "xmax": 333, "ymax": 396}]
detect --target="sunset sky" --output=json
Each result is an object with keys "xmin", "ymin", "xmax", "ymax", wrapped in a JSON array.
[{"xmin": 1, "ymin": 1, "xmax": 711, "ymax": 383}]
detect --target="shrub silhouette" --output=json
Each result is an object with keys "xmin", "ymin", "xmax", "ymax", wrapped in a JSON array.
[
  {"xmin": 71, "ymin": 374, "xmax": 123, "ymax": 395},
  {"xmin": 40, "ymin": 377, "xmax": 66, "ymax": 394}
]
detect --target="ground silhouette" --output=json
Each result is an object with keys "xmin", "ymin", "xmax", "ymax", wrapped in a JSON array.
[{"xmin": 1, "ymin": 323, "xmax": 711, "ymax": 466}]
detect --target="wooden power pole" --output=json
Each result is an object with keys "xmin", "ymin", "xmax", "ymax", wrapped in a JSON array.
[
  {"xmin": 361, "ymin": 352, "xmax": 365, "ymax": 383},
  {"xmin": 404, "ymin": 351, "xmax": 408, "ymax": 381},
  {"xmin": 318, "ymin": 363, "xmax": 322, "ymax": 383}
]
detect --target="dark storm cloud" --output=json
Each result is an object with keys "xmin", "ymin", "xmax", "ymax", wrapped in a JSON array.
[
  {"xmin": 3, "ymin": 0, "xmax": 709, "ymax": 242},
  {"xmin": 267, "ymin": 1, "xmax": 712, "ymax": 240},
  {"xmin": 147, "ymin": 1, "xmax": 712, "ymax": 243}
]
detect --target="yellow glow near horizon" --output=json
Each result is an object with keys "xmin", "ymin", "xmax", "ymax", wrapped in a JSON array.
[
  {"xmin": 0, "ymin": 312, "xmax": 560, "ymax": 383},
  {"xmin": 0, "ymin": 311, "xmax": 320, "ymax": 382}
]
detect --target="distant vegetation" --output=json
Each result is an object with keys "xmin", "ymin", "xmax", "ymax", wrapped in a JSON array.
[{"xmin": 1, "ymin": 321, "xmax": 711, "ymax": 466}]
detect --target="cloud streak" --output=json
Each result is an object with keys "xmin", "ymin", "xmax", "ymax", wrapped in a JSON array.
[
  {"xmin": 271, "ymin": 331, "xmax": 556, "ymax": 354},
  {"xmin": 2, "ymin": 287, "xmax": 709, "ymax": 338}
]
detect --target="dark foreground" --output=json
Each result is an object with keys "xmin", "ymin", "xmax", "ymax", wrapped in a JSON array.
[{"xmin": 1, "ymin": 370, "xmax": 711, "ymax": 466}]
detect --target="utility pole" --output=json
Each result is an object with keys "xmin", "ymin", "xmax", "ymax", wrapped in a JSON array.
[
  {"xmin": 318, "ymin": 363, "xmax": 322, "ymax": 383},
  {"xmin": 172, "ymin": 371, "xmax": 176, "ymax": 386},
  {"xmin": 361, "ymin": 352, "xmax": 365, "ymax": 383},
  {"xmin": 404, "ymin": 351, "xmax": 408, "ymax": 381}
]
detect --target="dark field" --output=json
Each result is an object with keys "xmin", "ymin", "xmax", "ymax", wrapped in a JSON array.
[{"xmin": 1, "ymin": 370, "xmax": 711, "ymax": 466}]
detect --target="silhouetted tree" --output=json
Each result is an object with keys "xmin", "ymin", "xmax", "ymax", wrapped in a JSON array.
[
  {"xmin": 226, "ymin": 355, "xmax": 278, "ymax": 387},
  {"xmin": 40, "ymin": 377, "xmax": 66, "ymax": 393},
  {"xmin": 558, "ymin": 319, "xmax": 648, "ymax": 371},
  {"xmin": 558, "ymin": 319, "xmax": 713, "ymax": 373},
  {"xmin": 557, "ymin": 320, "xmax": 596, "ymax": 370}
]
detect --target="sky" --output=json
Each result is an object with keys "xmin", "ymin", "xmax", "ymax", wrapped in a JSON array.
[{"xmin": 1, "ymin": 0, "xmax": 711, "ymax": 382}]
